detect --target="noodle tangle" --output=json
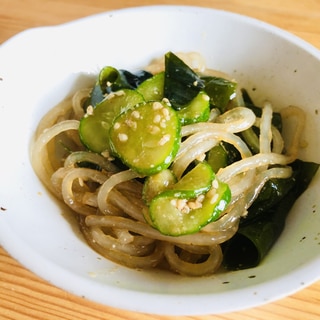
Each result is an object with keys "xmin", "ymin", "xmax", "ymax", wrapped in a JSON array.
[{"xmin": 31, "ymin": 54, "xmax": 306, "ymax": 276}]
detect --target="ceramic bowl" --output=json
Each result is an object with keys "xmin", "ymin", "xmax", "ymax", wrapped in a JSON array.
[{"xmin": 1, "ymin": 5, "xmax": 320, "ymax": 316}]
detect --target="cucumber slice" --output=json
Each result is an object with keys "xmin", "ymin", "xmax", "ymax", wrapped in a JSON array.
[
  {"xmin": 143, "ymin": 162, "xmax": 213, "ymax": 205},
  {"xmin": 79, "ymin": 89, "xmax": 144, "ymax": 153},
  {"xmin": 207, "ymin": 142, "xmax": 241, "ymax": 173},
  {"xmin": 109, "ymin": 101, "xmax": 181, "ymax": 175},
  {"xmin": 142, "ymin": 169, "xmax": 177, "ymax": 205},
  {"xmin": 137, "ymin": 72, "xmax": 164, "ymax": 101},
  {"xmin": 207, "ymin": 144, "xmax": 228, "ymax": 173},
  {"xmin": 170, "ymin": 162, "xmax": 214, "ymax": 198},
  {"xmin": 177, "ymin": 91, "xmax": 210, "ymax": 125},
  {"xmin": 149, "ymin": 176, "xmax": 231, "ymax": 236}
]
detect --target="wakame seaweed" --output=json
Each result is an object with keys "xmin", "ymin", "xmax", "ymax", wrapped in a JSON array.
[
  {"xmin": 201, "ymin": 76, "xmax": 237, "ymax": 112},
  {"xmin": 164, "ymin": 52, "xmax": 237, "ymax": 112},
  {"xmin": 164, "ymin": 52, "xmax": 205, "ymax": 110},
  {"xmin": 222, "ymin": 160, "xmax": 319, "ymax": 270}
]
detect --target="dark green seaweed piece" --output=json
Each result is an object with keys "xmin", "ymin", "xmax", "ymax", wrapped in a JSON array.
[
  {"xmin": 201, "ymin": 76, "xmax": 237, "ymax": 112},
  {"xmin": 240, "ymin": 176, "xmax": 296, "ymax": 225},
  {"xmin": 99, "ymin": 67, "xmax": 152, "ymax": 93},
  {"xmin": 85, "ymin": 81, "xmax": 104, "ymax": 109},
  {"xmin": 223, "ymin": 160, "xmax": 319, "ymax": 270},
  {"xmin": 164, "ymin": 52, "xmax": 204, "ymax": 110}
]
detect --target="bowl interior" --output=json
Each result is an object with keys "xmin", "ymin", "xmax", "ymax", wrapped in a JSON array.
[{"xmin": 0, "ymin": 6, "xmax": 320, "ymax": 316}]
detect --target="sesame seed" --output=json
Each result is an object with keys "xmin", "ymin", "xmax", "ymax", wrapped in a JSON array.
[
  {"xmin": 181, "ymin": 206, "xmax": 191, "ymax": 214},
  {"xmin": 196, "ymin": 194, "xmax": 205, "ymax": 203},
  {"xmin": 176, "ymin": 199, "xmax": 188, "ymax": 211},
  {"xmin": 162, "ymin": 98, "xmax": 171, "ymax": 106},
  {"xmin": 160, "ymin": 120, "xmax": 167, "ymax": 128},
  {"xmin": 125, "ymin": 119, "xmax": 137, "ymax": 130},
  {"xmin": 187, "ymin": 200, "xmax": 202, "ymax": 210},
  {"xmin": 101, "ymin": 150, "xmax": 115, "ymax": 161},
  {"xmin": 101, "ymin": 150, "xmax": 110, "ymax": 158},
  {"xmin": 210, "ymin": 193, "xmax": 219, "ymax": 204},
  {"xmin": 161, "ymin": 107, "xmax": 170, "ymax": 120},
  {"xmin": 86, "ymin": 105, "xmax": 94, "ymax": 116},
  {"xmin": 148, "ymin": 125, "xmax": 161, "ymax": 134},
  {"xmin": 212, "ymin": 179, "xmax": 219, "ymax": 189},
  {"xmin": 158, "ymin": 134, "xmax": 171, "ymax": 146},
  {"xmin": 152, "ymin": 101, "xmax": 163, "ymax": 110},
  {"xmin": 131, "ymin": 110, "xmax": 140, "ymax": 119},
  {"xmin": 118, "ymin": 133, "xmax": 128, "ymax": 142},
  {"xmin": 153, "ymin": 114, "xmax": 161, "ymax": 123},
  {"xmin": 170, "ymin": 199, "xmax": 177, "ymax": 206}
]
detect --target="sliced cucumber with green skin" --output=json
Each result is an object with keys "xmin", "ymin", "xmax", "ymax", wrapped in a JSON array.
[
  {"xmin": 177, "ymin": 91, "xmax": 210, "ymax": 125},
  {"xmin": 207, "ymin": 144, "xmax": 228, "ymax": 173},
  {"xmin": 149, "ymin": 174, "xmax": 231, "ymax": 236},
  {"xmin": 109, "ymin": 101, "xmax": 181, "ymax": 175},
  {"xmin": 207, "ymin": 142, "xmax": 241, "ymax": 173},
  {"xmin": 142, "ymin": 169, "xmax": 177, "ymax": 205},
  {"xmin": 79, "ymin": 89, "xmax": 144, "ymax": 153},
  {"xmin": 137, "ymin": 72, "xmax": 165, "ymax": 101},
  {"xmin": 170, "ymin": 162, "xmax": 214, "ymax": 198}
]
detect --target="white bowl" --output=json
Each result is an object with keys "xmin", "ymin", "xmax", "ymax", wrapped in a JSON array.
[{"xmin": 1, "ymin": 5, "xmax": 320, "ymax": 316}]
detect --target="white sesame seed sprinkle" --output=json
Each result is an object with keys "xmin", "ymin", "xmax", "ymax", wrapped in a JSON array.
[
  {"xmin": 212, "ymin": 179, "xmax": 219, "ymax": 189},
  {"xmin": 161, "ymin": 107, "xmax": 170, "ymax": 120},
  {"xmin": 125, "ymin": 119, "xmax": 137, "ymax": 130},
  {"xmin": 152, "ymin": 101, "xmax": 163, "ymax": 110},
  {"xmin": 158, "ymin": 134, "xmax": 171, "ymax": 146},
  {"xmin": 86, "ymin": 105, "xmax": 94, "ymax": 116},
  {"xmin": 131, "ymin": 110, "xmax": 140, "ymax": 119},
  {"xmin": 148, "ymin": 125, "xmax": 161, "ymax": 134},
  {"xmin": 197, "ymin": 194, "xmax": 205, "ymax": 203},
  {"xmin": 118, "ymin": 133, "xmax": 128, "ymax": 142},
  {"xmin": 162, "ymin": 98, "xmax": 171, "ymax": 106},
  {"xmin": 170, "ymin": 199, "xmax": 177, "ymax": 206},
  {"xmin": 153, "ymin": 114, "xmax": 161, "ymax": 123},
  {"xmin": 210, "ymin": 193, "xmax": 219, "ymax": 204}
]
